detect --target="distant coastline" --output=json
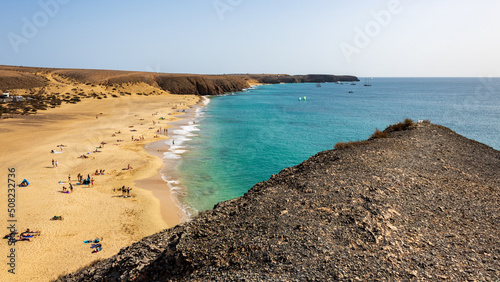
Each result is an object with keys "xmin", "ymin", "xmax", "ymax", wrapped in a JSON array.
[{"xmin": 0, "ymin": 65, "xmax": 359, "ymax": 120}]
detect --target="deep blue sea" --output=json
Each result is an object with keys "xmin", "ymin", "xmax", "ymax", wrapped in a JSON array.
[{"xmin": 163, "ymin": 77, "xmax": 500, "ymax": 216}]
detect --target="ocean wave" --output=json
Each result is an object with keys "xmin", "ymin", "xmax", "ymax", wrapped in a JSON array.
[{"xmin": 156, "ymin": 95, "xmax": 209, "ymax": 221}]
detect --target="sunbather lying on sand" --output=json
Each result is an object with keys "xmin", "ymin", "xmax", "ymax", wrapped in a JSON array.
[{"xmin": 21, "ymin": 229, "xmax": 41, "ymax": 236}]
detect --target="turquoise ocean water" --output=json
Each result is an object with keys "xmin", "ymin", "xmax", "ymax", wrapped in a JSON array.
[{"xmin": 162, "ymin": 77, "xmax": 500, "ymax": 216}]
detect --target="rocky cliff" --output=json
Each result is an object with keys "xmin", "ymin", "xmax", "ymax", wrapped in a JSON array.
[
  {"xmin": 57, "ymin": 122, "xmax": 500, "ymax": 281},
  {"xmin": 243, "ymin": 74, "xmax": 359, "ymax": 84}
]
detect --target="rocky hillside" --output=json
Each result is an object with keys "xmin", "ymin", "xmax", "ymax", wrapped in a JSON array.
[
  {"xmin": 0, "ymin": 65, "xmax": 358, "ymax": 95},
  {"xmin": 57, "ymin": 121, "xmax": 499, "ymax": 281}
]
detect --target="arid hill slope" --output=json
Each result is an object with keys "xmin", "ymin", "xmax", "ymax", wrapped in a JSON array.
[
  {"xmin": 0, "ymin": 65, "xmax": 357, "ymax": 117},
  {"xmin": 58, "ymin": 122, "xmax": 500, "ymax": 281},
  {"xmin": 0, "ymin": 65, "xmax": 358, "ymax": 94}
]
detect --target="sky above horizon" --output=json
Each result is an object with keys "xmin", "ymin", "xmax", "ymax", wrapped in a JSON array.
[{"xmin": 1, "ymin": 0, "xmax": 499, "ymax": 77}]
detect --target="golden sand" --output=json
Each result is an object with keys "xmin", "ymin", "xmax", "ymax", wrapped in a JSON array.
[{"xmin": 0, "ymin": 93, "xmax": 198, "ymax": 281}]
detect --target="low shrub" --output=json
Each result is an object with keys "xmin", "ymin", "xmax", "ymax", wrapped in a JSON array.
[
  {"xmin": 370, "ymin": 128, "xmax": 389, "ymax": 139},
  {"xmin": 334, "ymin": 140, "xmax": 369, "ymax": 150},
  {"xmin": 387, "ymin": 118, "xmax": 414, "ymax": 132}
]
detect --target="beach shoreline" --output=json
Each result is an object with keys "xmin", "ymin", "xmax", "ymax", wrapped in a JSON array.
[
  {"xmin": 139, "ymin": 97, "xmax": 209, "ymax": 222},
  {"xmin": 0, "ymin": 93, "xmax": 199, "ymax": 281}
]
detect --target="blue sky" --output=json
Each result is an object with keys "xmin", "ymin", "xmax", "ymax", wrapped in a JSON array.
[{"xmin": 1, "ymin": 0, "xmax": 499, "ymax": 76}]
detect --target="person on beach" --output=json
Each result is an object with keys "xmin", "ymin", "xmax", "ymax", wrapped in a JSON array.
[
  {"xmin": 91, "ymin": 178, "xmax": 94, "ymax": 186},
  {"xmin": 52, "ymin": 159, "xmax": 55, "ymax": 168},
  {"xmin": 55, "ymin": 160, "xmax": 58, "ymax": 168},
  {"xmin": 69, "ymin": 183, "xmax": 73, "ymax": 192},
  {"xmin": 68, "ymin": 174, "xmax": 71, "ymax": 182},
  {"xmin": 127, "ymin": 187, "xmax": 131, "ymax": 196}
]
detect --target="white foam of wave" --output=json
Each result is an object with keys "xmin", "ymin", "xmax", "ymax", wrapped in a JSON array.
[
  {"xmin": 163, "ymin": 152, "xmax": 181, "ymax": 159},
  {"xmin": 170, "ymin": 136, "xmax": 191, "ymax": 147},
  {"xmin": 159, "ymin": 173, "xmax": 192, "ymax": 220},
  {"xmin": 174, "ymin": 124, "xmax": 200, "ymax": 134},
  {"xmin": 157, "ymin": 94, "xmax": 210, "ymax": 221},
  {"xmin": 201, "ymin": 96, "xmax": 211, "ymax": 106}
]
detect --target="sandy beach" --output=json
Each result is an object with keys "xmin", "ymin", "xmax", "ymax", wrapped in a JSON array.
[{"xmin": 0, "ymin": 93, "xmax": 198, "ymax": 281}]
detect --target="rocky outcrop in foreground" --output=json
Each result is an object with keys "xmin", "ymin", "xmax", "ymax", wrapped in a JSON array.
[{"xmin": 58, "ymin": 122, "xmax": 499, "ymax": 281}]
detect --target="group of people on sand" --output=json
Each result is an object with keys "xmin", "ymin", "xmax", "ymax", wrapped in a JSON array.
[
  {"xmin": 113, "ymin": 186, "xmax": 132, "ymax": 197},
  {"xmin": 50, "ymin": 121, "xmax": 154, "ymax": 201},
  {"xmin": 156, "ymin": 127, "xmax": 168, "ymax": 136},
  {"xmin": 3, "ymin": 229, "xmax": 41, "ymax": 242},
  {"xmin": 61, "ymin": 173, "xmax": 96, "ymax": 193},
  {"xmin": 132, "ymin": 135, "xmax": 145, "ymax": 141},
  {"xmin": 61, "ymin": 183, "xmax": 74, "ymax": 193}
]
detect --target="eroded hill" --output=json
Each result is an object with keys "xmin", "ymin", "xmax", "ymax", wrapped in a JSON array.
[{"xmin": 0, "ymin": 65, "xmax": 357, "ymax": 117}]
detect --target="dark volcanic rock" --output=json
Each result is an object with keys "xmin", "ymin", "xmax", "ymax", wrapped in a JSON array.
[
  {"xmin": 57, "ymin": 123, "xmax": 500, "ymax": 281},
  {"xmin": 154, "ymin": 75, "xmax": 250, "ymax": 95},
  {"xmin": 248, "ymin": 74, "xmax": 359, "ymax": 84}
]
